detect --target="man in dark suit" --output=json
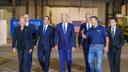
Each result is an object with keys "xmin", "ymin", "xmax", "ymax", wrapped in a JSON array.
[
  {"xmin": 78, "ymin": 13, "xmax": 91, "ymax": 72},
  {"xmin": 12, "ymin": 17, "xmax": 33, "ymax": 72},
  {"xmin": 107, "ymin": 18, "xmax": 125, "ymax": 72},
  {"xmin": 54, "ymin": 13, "xmax": 76, "ymax": 72},
  {"xmin": 23, "ymin": 14, "xmax": 37, "ymax": 45},
  {"xmin": 36, "ymin": 16, "xmax": 54, "ymax": 72},
  {"xmin": 23, "ymin": 14, "xmax": 37, "ymax": 71}
]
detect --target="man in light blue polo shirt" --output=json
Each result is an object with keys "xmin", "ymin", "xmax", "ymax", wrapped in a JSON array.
[{"xmin": 81, "ymin": 16, "xmax": 109, "ymax": 72}]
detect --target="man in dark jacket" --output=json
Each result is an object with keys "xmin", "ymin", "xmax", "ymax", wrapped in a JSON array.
[
  {"xmin": 107, "ymin": 18, "xmax": 125, "ymax": 72},
  {"xmin": 36, "ymin": 16, "xmax": 54, "ymax": 72}
]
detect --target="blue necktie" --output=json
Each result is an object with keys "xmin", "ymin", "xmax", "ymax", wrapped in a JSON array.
[
  {"xmin": 43, "ymin": 26, "xmax": 46, "ymax": 34},
  {"xmin": 63, "ymin": 24, "xmax": 66, "ymax": 34}
]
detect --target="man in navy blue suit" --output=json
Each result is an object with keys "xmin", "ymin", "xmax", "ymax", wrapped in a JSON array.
[
  {"xmin": 36, "ymin": 16, "xmax": 54, "ymax": 72},
  {"xmin": 23, "ymin": 14, "xmax": 37, "ymax": 45},
  {"xmin": 78, "ymin": 13, "xmax": 92, "ymax": 72},
  {"xmin": 23, "ymin": 14, "xmax": 37, "ymax": 71},
  {"xmin": 54, "ymin": 13, "xmax": 76, "ymax": 72}
]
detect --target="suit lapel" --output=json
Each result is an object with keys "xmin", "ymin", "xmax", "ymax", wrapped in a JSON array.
[
  {"xmin": 85, "ymin": 23, "xmax": 88, "ymax": 31},
  {"xmin": 66, "ymin": 23, "xmax": 70, "ymax": 35},
  {"xmin": 40, "ymin": 25, "xmax": 43, "ymax": 34},
  {"xmin": 60, "ymin": 23, "xmax": 65, "ymax": 35},
  {"xmin": 109, "ymin": 27, "xmax": 112, "ymax": 37},
  {"xmin": 114, "ymin": 27, "xmax": 118, "ymax": 38},
  {"xmin": 42, "ymin": 25, "xmax": 49, "ymax": 35},
  {"xmin": 45, "ymin": 25, "xmax": 49, "ymax": 34},
  {"xmin": 110, "ymin": 26, "xmax": 118, "ymax": 38}
]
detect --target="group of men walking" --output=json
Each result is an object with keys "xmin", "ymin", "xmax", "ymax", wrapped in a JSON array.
[{"xmin": 12, "ymin": 13, "xmax": 125, "ymax": 72}]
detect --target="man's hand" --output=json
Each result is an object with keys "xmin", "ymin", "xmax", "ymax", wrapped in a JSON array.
[
  {"xmin": 55, "ymin": 45, "xmax": 58, "ymax": 49},
  {"xmin": 12, "ymin": 48, "xmax": 16, "ymax": 53},
  {"xmin": 104, "ymin": 46, "xmax": 109, "ymax": 53},
  {"xmin": 79, "ymin": 44, "xmax": 83, "ymax": 49},
  {"xmin": 34, "ymin": 46, "xmax": 37, "ymax": 49},
  {"xmin": 29, "ymin": 49, "xmax": 33, "ymax": 54},
  {"xmin": 72, "ymin": 47, "xmax": 75, "ymax": 52},
  {"xmin": 82, "ymin": 34, "xmax": 86, "ymax": 39},
  {"xmin": 81, "ymin": 29, "xmax": 86, "ymax": 39},
  {"xmin": 104, "ymin": 37, "xmax": 109, "ymax": 53},
  {"xmin": 33, "ymin": 46, "xmax": 37, "ymax": 52},
  {"xmin": 52, "ymin": 47, "xmax": 57, "ymax": 52},
  {"xmin": 81, "ymin": 29, "xmax": 85, "ymax": 34}
]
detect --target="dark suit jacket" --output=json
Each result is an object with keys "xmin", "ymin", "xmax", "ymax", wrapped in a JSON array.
[
  {"xmin": 36, "ymin": 25, "xmax": 54, "ymax": 50},
  {"xmin": 78, "ymin": 23, "xmax": 90, "ymax": 46},
  {"xmin": 28, "ymin": 23, "xmax": 37, "ymax": 45},
  {"xmin": 54, "ymin": 23, "xmax": 76, "ymax": 50},
  {"xmin": 107, "ymin": 26, "xmax": 125, "ymax": 48},
  {"xmin": 12, "ymin": 26, "xmax": 33, "ymax": 50}
]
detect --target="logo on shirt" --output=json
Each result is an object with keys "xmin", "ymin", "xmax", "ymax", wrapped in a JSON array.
[
  {"xmin": 24, "ymin": 28, "xmax": 28, "ymax": 32},
  {"xmin": 97, "ymin": 29, "xmax": 101, "ymax": 32}
]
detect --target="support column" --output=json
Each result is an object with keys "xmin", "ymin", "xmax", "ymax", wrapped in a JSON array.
[
  {"xmin": 12, "ymin": 0, "xmax": 16, "ymax": 18},
  {"xmin": 26, "ymin": 0, "xmax": 29, "ymax": 14},
  {"xmin": 105, "ymin": 1, "xmax": 110, "ymax": 27},
  {"xmin": 34, "ymin": 0, "xmax": 37, "ymax": 19},
  {"xmin": 41, "ymin": 0, "xmax": 44, "ymax": 18},
  {"xmin": 126, "ymin": 4, "xmax": 128, "ymax": 15}
]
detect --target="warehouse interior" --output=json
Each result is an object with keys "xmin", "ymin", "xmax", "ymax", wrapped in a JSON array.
[{"xmin": 0, "ymin": 0, "xmax": 128, "ymax": 72}]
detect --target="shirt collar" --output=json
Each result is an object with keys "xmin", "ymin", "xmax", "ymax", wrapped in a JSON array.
[
  {"xmin": 63, "ymin": 22, "xmax": 68, "ymax": 25},
  {"xmin": 26, "ymin": 22, "xmax": 29, "ymax": 26},
  {"xmin": 44, "ymin": 24, "xmax": 48, "ymax": 28},
  {"xmin": 92, "ymin": 24, "xmax": 100, "ymax": 29},
  {"xmin": 111, "ymin": 26, "xmax": 116, "ymax": 29},
  {"xmin": 87, "ymin": 22, "xmax": 92, "ymax": 27},
  {"xmin": 62, "ymin": 22, "xmax": 68, "ymax": 27}
]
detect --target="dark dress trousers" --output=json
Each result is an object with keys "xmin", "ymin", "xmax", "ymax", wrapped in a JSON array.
[
  {"xmin": 107, "ymin": 26, "xmax": 125, "ymax": 72},
  {"xmin": 12, "ymin": 26, "xmax": 33, "ymax": 72},
  {"xmin": 27, "ymin": 23, "xmax": 37, "ymax": 45},
  {"xmin": 78, "ymin": 23, "xmax": 91, "ymax": 72},
  {"xmin": 27, "ymin": 23, "xmax": 37, "ymax": 71}
]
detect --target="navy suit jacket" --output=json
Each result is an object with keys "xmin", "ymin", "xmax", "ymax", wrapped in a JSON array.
[
  {"xmin": 54, "ymin": 23, "xmax": 76, "ymax": 50},
  {"xmin": 12, "ymin": 26, "xmax": 33, "ymax": 50},
  {"xmin": 36, "ymin": 25, "xmax": 54, "ymax": 50},
  {"xmin": 78, "ymin": 23, "xmax": 90, "ymax": 46},
  {"xmin": 106, "ymin": 26, "xmax": 125, "ymax": 48}
]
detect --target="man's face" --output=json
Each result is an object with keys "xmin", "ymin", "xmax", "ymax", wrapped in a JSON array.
[
  {"xmin": 91, "ymin": 18, "xmax": 98, "ymax": 26},
  {"xmin": 61, "ymin": 14, "xmax": 68, "ymax": 23},
  {"xmin": 86, "ymin": 14, "xmax": 91, "ymax": 22},
  {"xmin": 110, "ymin": 19, "xmax": 117, "ymax": 27},
  {"xmin": 44, "ymin": 17, "xmax": 49, "ymax": 25},
  {"xmin": 24, "ymin": 15, "xmax": 30, "ymax": 22}
]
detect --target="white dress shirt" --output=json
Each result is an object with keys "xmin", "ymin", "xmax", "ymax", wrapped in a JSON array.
[
  {"xmin": 86, "ymin": 22, "xmax": 92, "ymax": 30},
  {"xmin": 111, "ymin": 26, "xmax": 116, "ymax": 36},
  {"xmin": 26, "ymin": 22, "xmax": 29, "ymax": 26},
  {"xmin": 62, "ymin": 22, "xmax": 68, "ymax": 31},
  {"xmin": 43, "ymin": 24, "xmax": 48, "ymax": 31}
]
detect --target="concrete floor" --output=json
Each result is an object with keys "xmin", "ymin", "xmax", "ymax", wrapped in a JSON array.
[{"xmin": 0, "ymin": 43, "xmax": 128, "ymax": 72}]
